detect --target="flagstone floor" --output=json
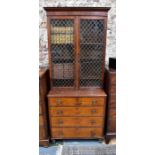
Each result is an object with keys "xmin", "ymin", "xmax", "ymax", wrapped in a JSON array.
[{"xmin": 39, "ymin": 139, "xmax": 116, "ymax": 155}]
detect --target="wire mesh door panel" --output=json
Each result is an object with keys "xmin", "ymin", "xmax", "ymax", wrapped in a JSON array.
[
  {"xmin": 51, "ymin": 19, "xmax": 75, "ymax": 87},
  {"xmin": 79, "ymin": 19, "xmax": 105, "ymax": 88}
]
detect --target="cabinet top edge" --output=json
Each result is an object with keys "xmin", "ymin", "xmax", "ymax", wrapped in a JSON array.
[
  {"xmin": 44, "ymin": 7, "xmax": 111, "ymax": 12},
  {"xmin": 48, "ymin": 88, "xmax": 107, "ymax": 97}
]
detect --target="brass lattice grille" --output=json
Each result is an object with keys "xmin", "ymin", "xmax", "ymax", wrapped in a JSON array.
[
  {"xmin": 80, "ymin": 19, "xmax": 104, "ymax": 87},
  {"xmin": 51, "ymin": 19, "xmax": 74, "ymax": 87}
]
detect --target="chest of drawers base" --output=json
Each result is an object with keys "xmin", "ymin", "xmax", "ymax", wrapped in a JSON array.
[
  {"xmin": 105, "ymin": 69, "xmax": 116, "ymax": 144},
  {"xmin": 39, "ymin": 69, "xmax": 50, "ymax": 147},
  {"xmin": 48, "ymin": 89, "xmax": 107, "ymax": 140}
]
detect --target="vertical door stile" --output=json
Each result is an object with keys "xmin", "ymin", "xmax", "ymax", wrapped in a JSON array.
[
  {"xmin": 47, "ymin": 16, "xmax": 53, "ymax": 88},
  {"xmin": 102, "ymin": 17, "xmax": 107, "ymax": 84},
  {"xmin": 75, "ymin": 16, "xmax": 80, "ymax": 89},
  {"xmin": 73, "ymin": 17, "xmax": 77, "ymax": 89}
]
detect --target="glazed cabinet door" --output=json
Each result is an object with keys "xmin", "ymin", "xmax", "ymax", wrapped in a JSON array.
[
  {"xmin": 49, "ymin": 17, "xmax": 76, "ymax": 88},
  {"xmin": 79, "ymin": 17, "xmax": 106, "ymax": 88},
  {"xmin": 48, "ymin": 16, "xmax": 107, "ymax": 89}
]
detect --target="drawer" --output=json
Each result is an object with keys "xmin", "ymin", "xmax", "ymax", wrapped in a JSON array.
[
  {"xmin": 49, "ymin": 107, "xmax": 104, "ymax": 116},
  {"xmin": 50, "ymin": 117, "xmax": 103, "ymax": 127},
  {"xmin": 109, "ymin": 95, "xmax": 116, "ymax": 104},
  {"xmin": 108, "ymin": 109, "xmax": 116, "ymax": 119},
  {"xmin": 49, "ymin": 98, "xmax": 77, "ymax": 106},
  {"xmin": 110, "ymin": 85, "xmax": 116, "ymax": 94},
  {"xmin": 39, "ymin": 116, "xmax": 44, "ymax": 126},
  {"xmin": 107, "ymin": 119, "xmax": 116, "ymax": 132},
  {"xmin": 49, "ymin": 97, "xmax": 105, "ymax": 107},
  {"xmin": 109, "ymin": 103, "xmax": 116, "ymax": 109},
  {"xmin": 51, "ymin": 127, "xmax": 103, "ymax": 138},
  {"xmin": 110, "ymin": 74, "xmax": 116, "ymax": 84},
  {"xmin": 78, "ymin": 98, "xmax": 105, "ymax": 106}
]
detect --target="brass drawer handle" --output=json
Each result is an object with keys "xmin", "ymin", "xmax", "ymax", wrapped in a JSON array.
[
  {"xmin": 58, "ymin": 120, "xmax": 63, "ymax": 124},
  {"xmin": 56, "ymin": 99, "xmax": 62, "ymax": 105},
  {"xmin": 92, "ymin": 100, "xmax": 97, "ymax": 105},
  {"xmin": 91, "ymin": 109, "xmax": 96, "ymax": 114},
  {"xmin": 57, "ymin": 110, "xmax": 63, "ymax": 115}
]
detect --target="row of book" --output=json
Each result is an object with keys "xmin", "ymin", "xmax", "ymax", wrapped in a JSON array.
[
  {"xmin": 53, "ymin": 63, "xmax": 73, "ymax": 79},
  {"xmin": 51, "ymin": 34, "xmax": 73, "ymax": 44},
  {"xmin": 52, "ymin": 26, "xmax": 73, "ymax": 34}
]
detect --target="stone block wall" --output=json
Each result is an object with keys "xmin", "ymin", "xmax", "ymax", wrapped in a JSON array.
[{"xmin": 39, "ymin": 0, "xmax": 116, "ymax": 67}]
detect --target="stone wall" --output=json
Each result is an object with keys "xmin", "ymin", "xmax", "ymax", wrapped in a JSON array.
[{"xmin": 39, "ymin": 0, "xmax": 116, "ymax": 67}]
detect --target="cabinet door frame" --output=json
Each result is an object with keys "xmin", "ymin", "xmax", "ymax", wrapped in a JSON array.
[
  {"xmin": 47, "ymin": 16, "xmax": 77, "ymax": 89},
  {"xmin": 77, "ymin": 16, "xmax": 108, "ymax": 89},
  {"xmin": 47, "ymin": 15, "xmax": 108, "ymax": 89}
]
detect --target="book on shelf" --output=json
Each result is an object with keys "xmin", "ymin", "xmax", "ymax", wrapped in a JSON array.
[
  {"xmin": 52, "ymin": 26, "xmax": 73, "ymax": 34},
  {"xmin": 51, "ymin": 26, "xmax": 73, "ymax": 44},
  {"xmin": 52, "ymin": 34, "xmax": 73, "ymax": 44},
  {"xmin": 53, "ymin": 63, "xmax": 73, "ymax": 79}
]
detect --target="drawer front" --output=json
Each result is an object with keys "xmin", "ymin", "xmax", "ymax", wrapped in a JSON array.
[
  {"xmin": 109, "ymin": 108, "xmax": 116, "ymax": 118},
  {"xmin": 39, "ymin": 116, "xmax": 44, "ymax": 126},
  {"xmin": 51, "ymin": 127, "xmax": 103, "ymax": 138},
  {"xmin": 50, "ymin": 117, "xmax": 103, "ymax": 127},
  {"xmin": 109, "ymin": 95, "xmax": 116, "ymax": 103},
  {"xmin": 107, "ymin": 119, "xmax": 116, "ymax": 132},
  {"xmin": 110, "ymin": 85, "xmax": 116, "ymax": 94},
  {"xmin": 78, "ymin": 98, "xmax": 105, "ymax": 106},
  {"xmin": 109, "ymin": 103, "xmax": 116, "ymax": 109},
  {"xmin": 50, "ymin": 107, "xmax": 104, "ymax": 116},
  {"xmin": 49, "ymin": 97, "xmax": 105, "ymax": 107},
  {"xmin": 49, "ymin": 98, "xmax": 77, "ymax": 107},
  {"xmin": 110, "ymin": 74, "xmax": 116, "ymax": 84}
]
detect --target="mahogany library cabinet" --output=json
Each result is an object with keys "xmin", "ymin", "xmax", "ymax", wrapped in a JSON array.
[
  {"xmin": 39, "ymin": 69, "xmax": 50, "ymax": 147},
  {"xmin": 44, "ymin": 7, "xmax": 110, "ymax": 141},
  {"xmin": 105, "ymin": 67, "xmax": 116, "ymax": 143}
]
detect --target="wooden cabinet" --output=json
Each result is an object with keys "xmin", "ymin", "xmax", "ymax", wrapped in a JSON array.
[
  {"xmin": 44, "ymin": 7, "xmax": 110, "ymax": 140},
  {"xmin": 48, "ymin": 89, "xmax": 106, "ymax": 139},
  {"xmin": 105, "ymin": 68, "xmax": 116, "ymax": 143},
  {"xmin": 39, "ymin": 69, "xmax": 50, "ymax": 147}
]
